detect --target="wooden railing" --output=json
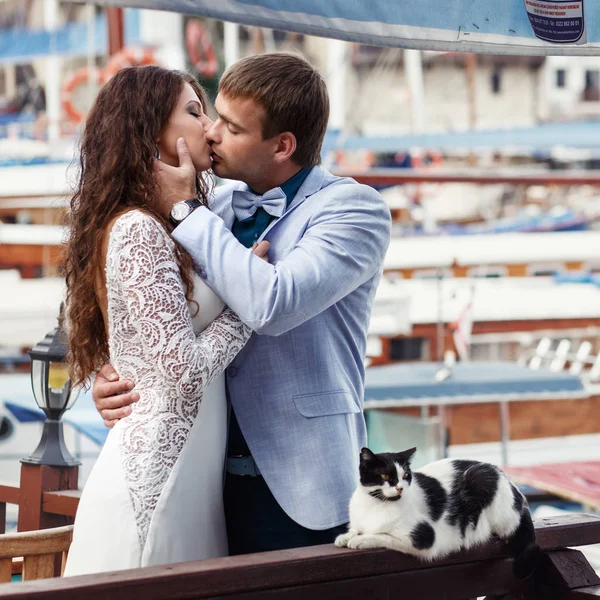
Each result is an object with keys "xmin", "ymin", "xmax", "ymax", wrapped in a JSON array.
[
  {"xmin": 0, "ymin": 465, "xmax": 79, "ymax": 534},
  {"xmin": 0, "ymin": 513, "xmax": 597, "ymax": 599}
]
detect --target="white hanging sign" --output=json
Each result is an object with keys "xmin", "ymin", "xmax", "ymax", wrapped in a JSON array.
[{"xmin": 524, "ymin": 0, "xmax": 586, "ymax": 44}]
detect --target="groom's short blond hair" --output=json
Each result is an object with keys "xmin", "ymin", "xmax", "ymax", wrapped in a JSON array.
[{"xmin": 219, "ymin": 52, "xmax": 329, "ymax": 168}]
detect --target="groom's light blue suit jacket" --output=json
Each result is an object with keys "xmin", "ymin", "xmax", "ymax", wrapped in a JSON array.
[{"xmin": 173, "ymin": 166, "xmax": 391, "ymax": 530}]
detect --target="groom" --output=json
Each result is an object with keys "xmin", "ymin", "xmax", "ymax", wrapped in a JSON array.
[{"xmin": 92, "ymin": 52, "xmax": 391, "ymax": 555}]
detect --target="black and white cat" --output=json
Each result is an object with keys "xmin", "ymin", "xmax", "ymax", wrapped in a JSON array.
[{"xmin": 335, "ymin": 447, "xmax": 541, "ymax": 578}]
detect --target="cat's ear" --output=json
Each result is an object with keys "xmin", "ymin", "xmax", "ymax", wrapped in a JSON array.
[
  {"xmin": 360, "ymin": 447, "xmax": 377, "ymax": 463},
  {"xmin": 397, "ymin": 447, "xmax": 417, "ymax": 464}
]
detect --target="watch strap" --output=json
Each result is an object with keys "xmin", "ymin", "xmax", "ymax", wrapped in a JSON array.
[{"xmin": 170, "ymin": 198, "xmax": 202, "ymax": 225}]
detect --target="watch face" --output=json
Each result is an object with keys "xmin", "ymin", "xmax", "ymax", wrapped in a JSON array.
[{"xmin": 171, "ymin": 202, "xmax": 191, "ymax": 221}]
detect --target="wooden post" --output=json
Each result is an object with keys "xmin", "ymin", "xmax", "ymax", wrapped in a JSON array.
[
  {"xmin": 17, "ymin": 464, "xmax": 78, "ymax": 532},
  {"xmin": 465, "ymin": 53, "xmax": 477, "ymax": 130},
  {"xmin": 531, "ymin": 549, "xmax": 600, "ymax": 599},
  {"xmin": 106, "ymin": 7, "xmax": 124, "ymax": 56}
]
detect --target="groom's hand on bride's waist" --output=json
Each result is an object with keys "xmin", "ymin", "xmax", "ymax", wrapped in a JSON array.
[{"xmin": 93, "ymin": 363, "xmax": 140, "ymax": 428}]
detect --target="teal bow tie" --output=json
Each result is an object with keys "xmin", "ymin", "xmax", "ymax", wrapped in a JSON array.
[{"xmin": 231, "ymin": 187, "xmax": 286, "ymax": 222}]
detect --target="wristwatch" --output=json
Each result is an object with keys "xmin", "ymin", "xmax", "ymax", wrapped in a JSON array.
[{"xmin": 169, "ymin": 198, "xmax": 203, "ymax": 225}]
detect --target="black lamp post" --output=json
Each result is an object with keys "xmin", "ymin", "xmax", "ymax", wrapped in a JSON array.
[{"xmin": 21, "ymin": 305, "xmax": 80, "ymax": 468}]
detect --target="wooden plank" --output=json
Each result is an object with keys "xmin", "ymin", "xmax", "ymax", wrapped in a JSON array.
[
  {"xmin": 533, "ymin": 550, "xmax": 600, "ymax": 600},
  {"xmin": 0, "ymin": 483, "xmax": 20, "ymax": 506},
  {"xmin": 0, "ymin": 515, "xmax": 597, "ymax": 600},
  {"xmin": 0, "ymin": 558, "xmax": 12, "ymax": 584},
  {"xmin": 23, "ymin": 554, "xmax": 56, "ymax": 582},
  {"xmin": 42, "ymin": 490, "xmax": 81, "ymax": 518},
  {"xmin": 219, "ymin": 558, "xmax": 520, "ymax": 600},
  {"xmin": 0, "ymin": 555, "xmax": 521, "ymax": 600},
  {"xmin": 0, "ymin": 526, "xmax": 73, "ymax": 559},
  {"xmin": 540, "ymin": 550, "xmax": 600, "ymax": 590},
  {"xmin": 18, "ymin": 465, "xmax": 78, "ymax": 532},
  {"xmin": 535, "ymin": 513, "xmax": 600, "ymax": 550}
]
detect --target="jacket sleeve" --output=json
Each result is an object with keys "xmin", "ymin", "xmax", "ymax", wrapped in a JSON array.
[{"xmin": 172, "ymin": 184, "xmax": 391, "ymax": 336}]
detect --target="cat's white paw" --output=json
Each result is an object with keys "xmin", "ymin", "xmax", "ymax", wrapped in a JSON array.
[
  {"xmin": 347, "ymin": 535, "xmax": 384, "ymax": 550},
  {"xmin": 334, "ymin": 533, "xmax": 351, "ymax": 547}
]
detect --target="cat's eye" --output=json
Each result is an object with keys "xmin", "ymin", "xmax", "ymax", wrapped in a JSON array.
[
  {"xmin": 381, "ymin": 474, "xmax": 390, "ymax": 481},
  {"xmin": 402, "ymin": 473, "xmax": 409, "ymax": 480}
]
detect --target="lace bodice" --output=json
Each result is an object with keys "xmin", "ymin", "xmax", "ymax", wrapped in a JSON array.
[{"xmin": 105, "ymin": 210, "xmax": 251, "ymax": 548}]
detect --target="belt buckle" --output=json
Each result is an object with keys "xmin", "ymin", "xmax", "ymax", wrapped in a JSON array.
[{"xmin": 228, "ymin": 455, "xmax": 260, "ymax": 477}]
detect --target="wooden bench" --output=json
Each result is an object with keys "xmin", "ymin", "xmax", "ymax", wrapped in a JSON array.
[
  {"xmin": 0, "ymin": 514, "xmax": 597, "ymax": 599},
  {"xmin": 0, "ymin": 526, "xmax": 73, "ymax": 583}
]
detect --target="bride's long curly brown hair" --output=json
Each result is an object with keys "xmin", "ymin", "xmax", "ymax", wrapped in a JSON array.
[{"xmin": 65, "ymin": 66, "xmax": 210, "ymax": 388}]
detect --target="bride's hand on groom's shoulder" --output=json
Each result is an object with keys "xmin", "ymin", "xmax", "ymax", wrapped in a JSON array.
[
  {"xmin": 93, "ymin": 364, "xmax": 140, "ymax": 428},
  {"xmin": 153, "ymin": 137, "xmax": 198, "ymax": 218}
]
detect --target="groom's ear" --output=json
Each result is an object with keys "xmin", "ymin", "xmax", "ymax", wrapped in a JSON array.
[{"xmin": 272, "ymin": 131, "xmax": 297, "ymax": 163}]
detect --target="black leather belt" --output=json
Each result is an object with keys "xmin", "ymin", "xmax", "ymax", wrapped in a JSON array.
[{"xmin": 226, "ymin": 455, "xmax": 262, "ymax": 477}]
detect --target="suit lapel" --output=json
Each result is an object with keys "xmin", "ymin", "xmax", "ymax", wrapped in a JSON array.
[{"xmin": 257, "ymin": 166, "xmax": 328, "ymax": 242}]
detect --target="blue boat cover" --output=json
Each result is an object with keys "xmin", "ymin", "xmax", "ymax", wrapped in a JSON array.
[
  {"xmin": 323, "ymin": 121, "xmax": 600, "ymax": 155},
  {"xmin": 93, "ymin": 0, "xmax": 600, "ymax": 56},
  {"xmin": 364, "ymin": 361, "xmax": 584, "ymax": 402}
]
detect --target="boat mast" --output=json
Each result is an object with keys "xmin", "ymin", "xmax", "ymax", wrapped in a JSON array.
[
  {"xmin": 43, "ymin": 0, "xmax": 60, "ymax": 142},
  {"xmin": 224, "ymin": 22, "xmax": 240, "ymax": 68}
]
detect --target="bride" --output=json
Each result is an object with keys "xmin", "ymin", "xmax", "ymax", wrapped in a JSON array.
[{"xmin": 63, "ymin": 66, "xmax": 254, "ymax": 575}]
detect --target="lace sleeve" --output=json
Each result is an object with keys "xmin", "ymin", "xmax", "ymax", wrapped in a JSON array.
[{"xmin": 106, "ymin": 210, "xmax": 251, "ymax": 399}]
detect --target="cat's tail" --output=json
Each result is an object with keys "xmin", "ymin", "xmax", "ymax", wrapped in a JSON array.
[{"xmin": 509, "ymin": 510, "xmax": 542, "ymax": 579}]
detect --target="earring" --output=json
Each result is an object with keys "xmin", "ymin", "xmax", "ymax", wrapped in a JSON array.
[{"xmin": 155, "ymin": 147, "xmax": 161, "ymax": 160}]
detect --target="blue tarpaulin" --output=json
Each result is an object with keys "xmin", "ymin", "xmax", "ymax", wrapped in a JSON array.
[
  {"xmin": 364, "ymin": 361, "xmax": 584, "ymax": 402},
  {"xmin": 91, "ymin": 0, "xmax": 600, "ymax": 55}
]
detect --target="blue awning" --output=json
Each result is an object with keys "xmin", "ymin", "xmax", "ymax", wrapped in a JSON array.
[
  {"xmin": 364, "ymin": 361, "xmax": 584, "ymax": 403},
  {"xmin": 91, "ymin": 0, "xmax": 600, "ymax": 56},
  {"xmin": 0, "ymin": 10, "xmax": 140, "ymax": 64}
]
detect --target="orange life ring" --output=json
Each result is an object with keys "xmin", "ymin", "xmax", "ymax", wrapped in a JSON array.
[
  {"xmin": 186, "ymin": 20, "xmax": 218, "ymax": 78},
  {"xmin": 61, "ymin": 67, "xmax": 105, "ymax": 124},
  {"xmin": 104, "ymin": 47, "xmax": 157, "ymax": 80}
]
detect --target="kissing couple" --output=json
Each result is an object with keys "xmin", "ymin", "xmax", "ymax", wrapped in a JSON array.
[{"xmin": 63, "ymin": 51, "xmax": 391, "ymax": 575}]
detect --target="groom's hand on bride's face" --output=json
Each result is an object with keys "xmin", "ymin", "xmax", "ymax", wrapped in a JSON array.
[
  {"xmin": 93, "ymin": 363, "xmax": 140, "ymax": 428},
  {"xmin": 153, "ymin": 137, "xmax": 198, "ymax": 218}
]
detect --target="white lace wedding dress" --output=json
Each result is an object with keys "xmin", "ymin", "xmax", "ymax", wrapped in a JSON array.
[{"xmin": 64, "ymin": 210, "xmax": 251, "ymax": 576}]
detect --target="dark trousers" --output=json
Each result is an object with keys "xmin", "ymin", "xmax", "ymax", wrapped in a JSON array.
[{"xmin": 224, "ymin": 472, "xmax": 348, "ymax": 555}]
